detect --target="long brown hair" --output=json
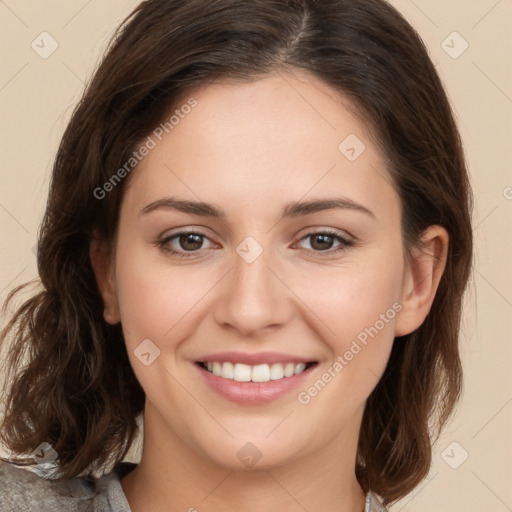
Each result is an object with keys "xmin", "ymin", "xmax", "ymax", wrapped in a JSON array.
[{"xmin": 0, "ymin": 0, "xmax": 473, "ymax": 505}]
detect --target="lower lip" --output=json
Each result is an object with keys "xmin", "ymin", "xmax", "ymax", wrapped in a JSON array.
[{"xmin": 194, "ymin": 363, "xmax": 317, "ymax": 405}]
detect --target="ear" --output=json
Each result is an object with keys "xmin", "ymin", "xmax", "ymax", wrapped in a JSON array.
[
  {"xmin": 394, "ymin": 225, "xmax": 449, "ymax": 337},
  {"xmin": 89, "ymin": 232, "xmax": 121, "ymax": 324}
]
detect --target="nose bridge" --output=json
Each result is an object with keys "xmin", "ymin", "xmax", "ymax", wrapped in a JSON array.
[{"xmin": 213, "ymin": 235, "xmax": 292, "ymax": 335}]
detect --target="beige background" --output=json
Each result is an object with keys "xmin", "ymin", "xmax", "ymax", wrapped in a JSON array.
[{"xmin": 0, "ymin": 1, "xmax": 511, "ymax": 510}]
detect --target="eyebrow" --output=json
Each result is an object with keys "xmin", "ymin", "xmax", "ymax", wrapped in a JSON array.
[{"xmin": 139, "ymin": 196, "xmax": 376, "ymax": 219}]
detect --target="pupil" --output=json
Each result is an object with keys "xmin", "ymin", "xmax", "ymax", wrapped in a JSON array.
[
  {"xmin": 311, "ymin": 234, "xmax": 333, "ymax": 251},
  {"xmin": 181, "ymin": 233, "xmax": 202, "ymax": 251}
]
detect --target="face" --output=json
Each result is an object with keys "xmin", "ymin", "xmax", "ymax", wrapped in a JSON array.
[{"xmin": 93, "ymin": 70, "xmax": 439, "ymax": 472}]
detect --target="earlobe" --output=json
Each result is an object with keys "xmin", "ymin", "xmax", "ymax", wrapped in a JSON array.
[
  {"xmin": 394, "ymin": 225, "xmax": 449, "ymax": 337},
  {"xmin": 89, "ymin": 235, "xmax": 121, "ymax": 324}
]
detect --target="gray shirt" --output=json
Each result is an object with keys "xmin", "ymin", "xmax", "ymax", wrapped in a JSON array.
[{"xmin": 0, "ymin": 460, "xmax": 387, "ymax": 511}]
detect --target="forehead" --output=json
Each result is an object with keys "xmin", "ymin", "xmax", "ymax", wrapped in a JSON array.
[{"xmin": 122, "ymin": 71, "xmax": 399, "ymax": 222}]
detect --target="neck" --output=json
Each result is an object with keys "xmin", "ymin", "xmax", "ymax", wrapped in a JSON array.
[{"xmin": 121, "ymin": 405, "xmax": 367, "ymax": 512}]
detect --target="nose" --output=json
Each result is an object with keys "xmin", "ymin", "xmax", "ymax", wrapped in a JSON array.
[{"xmin": 212, "ymin": 241, "xmax": 294, "ymax": 338}]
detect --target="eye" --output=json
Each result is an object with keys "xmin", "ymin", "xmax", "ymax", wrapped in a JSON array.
[
  {"xmin": 157, "ymin": 230, "xmax": 215, "ymax": 258},
  {"xmin": 295, "ymin": 229, "xmax": 354, "ymax": 255},
  {"xmin": 156, "ymin": 228, "xmax": 354, "ymax": 259}
]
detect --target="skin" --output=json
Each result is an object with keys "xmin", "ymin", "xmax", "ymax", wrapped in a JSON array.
[{"xmin": 90, "ymin": 69, "xmax": 448, "ymax": 512}]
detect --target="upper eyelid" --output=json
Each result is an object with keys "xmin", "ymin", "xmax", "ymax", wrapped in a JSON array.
[
  {"xmin": 160, "ymin": 227, "xmax": 352, "ymax": 240},
  {"xmin": 160, "ymin": 223, "xmax": 354, "ymax": 238}
]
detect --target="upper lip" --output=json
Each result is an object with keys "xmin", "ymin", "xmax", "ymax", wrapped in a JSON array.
[{"xmin": 195, "ymin": 351, "xmax": 317, "ymax": 366}]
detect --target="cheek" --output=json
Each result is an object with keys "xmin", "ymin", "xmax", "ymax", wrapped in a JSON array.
[
  {"xmin": 302, "ymin": 249, "xmax": 403, "ymax": 341},
  {"xmin": 297, "ymin": 246, "xmax": 403, "ymax": 388},
  {"xmin": 112, "ymin": 248, "xmax": 211, "ymax": 407},
  {"xmin": 113, "ymin": 243, "xmax": 211, "ymax": 349},
  {"xmin": 294, "ymin": 284, "xmax": 400, "ymax": 419}
]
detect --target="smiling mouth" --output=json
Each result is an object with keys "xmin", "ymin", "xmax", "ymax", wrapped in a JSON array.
[{"xmin": 196, "ymin": 361, "xmax": 318, "ymax": 383}]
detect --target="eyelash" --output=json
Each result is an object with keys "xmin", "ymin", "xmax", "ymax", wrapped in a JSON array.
[{"xmin": 156, "ymin": 229, "xmax": 354, "ymax": 259}]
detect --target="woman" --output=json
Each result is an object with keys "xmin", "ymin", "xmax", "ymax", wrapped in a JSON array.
[{"xmin": 0, "ymin": 1, "xmax": 473, "ymax": 511}]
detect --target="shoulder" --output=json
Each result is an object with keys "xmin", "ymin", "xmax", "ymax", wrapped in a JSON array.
[
  {"xmin": 0, "ymin": 460, "xmax": 135, "ymax": 512},
  {"xmin": 0, "ymin": 460, "xmax": 94, "ymax": 511}
]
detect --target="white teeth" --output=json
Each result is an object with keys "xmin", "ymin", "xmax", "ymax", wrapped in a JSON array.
[
  {"xmin": 294, "ymin": 363, "xmax": 306, "ymax": 375},
  {"xmin": 222, "ymin": 361, "xmax": 234, "ymax": 379},
  {"xmin": 202, "ymin": 361, "xmax": 311, "ymax": 382},
  {"xmin": 251, "ymin": 364, "xmax": 270, "ymax": 382},
  {"xmin": 283, "ymin": 363, "xmax": 295, "ymax": 377},
  {"xmin": 233, "ymin": 363, "xmax": 252, "ymax": 382},
  {"xmin": 212, "ymin": 362, "xmax": 222, "ymax": 376},
  {"xmin": 270, "ymin": 363, "xmax": 284, "ymax": 380}
]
